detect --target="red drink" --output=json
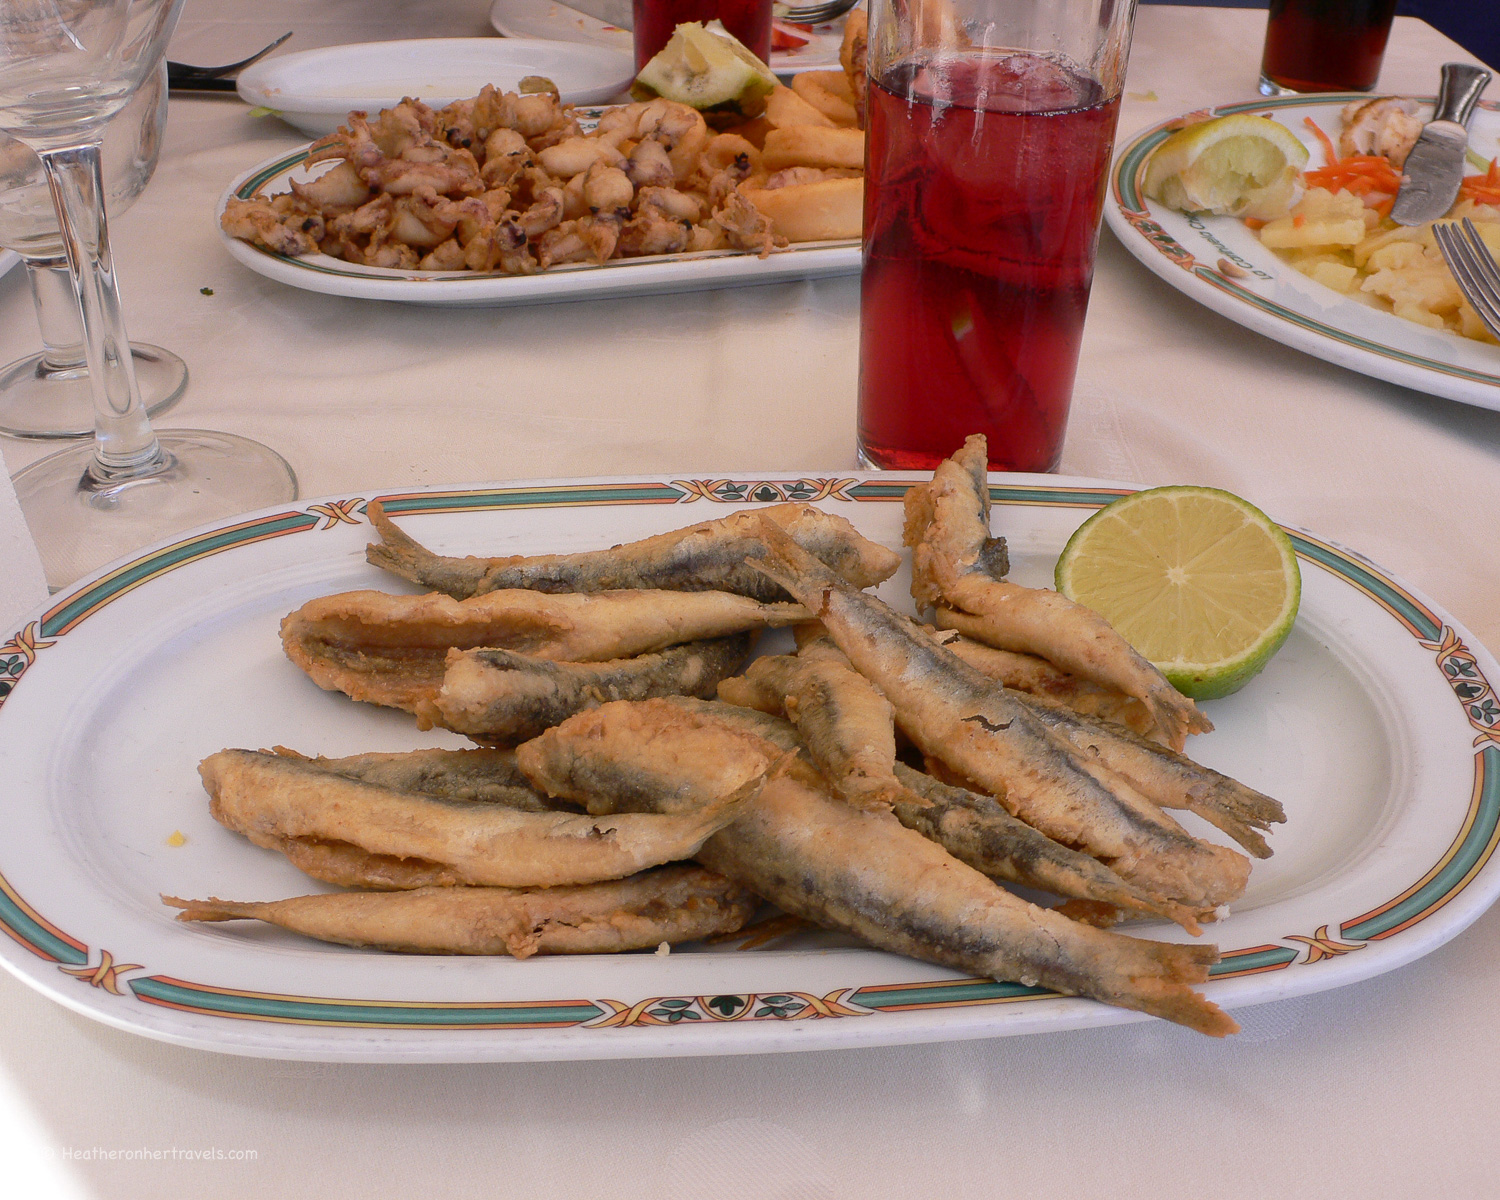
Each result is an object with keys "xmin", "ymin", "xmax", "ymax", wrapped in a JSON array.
[
  {"xmin": 1259, "ymin": 0, "xmax": 1398, "ymax": 94},
  {"xmin": 632, "ymin": 0, "xmax": 772, "ymax": 72},
  {"xmin": 858, "ymin": 53, "xmax": 1121, "ymax": 473}
]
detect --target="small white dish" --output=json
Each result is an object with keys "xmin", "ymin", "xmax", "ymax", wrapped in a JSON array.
[
  {"xmin": 1107, "ymin": 95, "xmax": 1500, "ymax": 412},
  {"xmin": 236, "ymin": 38, "xmax": 637, "ymax": 139}
]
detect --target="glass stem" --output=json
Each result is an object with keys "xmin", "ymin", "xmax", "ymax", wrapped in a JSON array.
[
  {"xmin": 38, "ymin": 142, "xmax": 166, "ymax": 479},
  {"xmin": 24, "ymin": 255, "xmax": 88, "ymax": 372}
]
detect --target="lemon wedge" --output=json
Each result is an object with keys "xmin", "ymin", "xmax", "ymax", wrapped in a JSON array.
[
  {"xmin": 632, "ymin": 20, "xmax": 777, "ymax": 118},
  {"xmin": 1144, "ymin": 113, "xmax": 1309, "ymax": 220},
  {"xmin": 1054, "ymin": 486, "xmax": 1301, "ymax": 700}
]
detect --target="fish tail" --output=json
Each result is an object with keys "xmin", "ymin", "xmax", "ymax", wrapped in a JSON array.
[
  {"xmin": 364, "ymin": 500, "xmax": 433, "ymax": 586},
  {"xmin": 1121, "ymin": 940, "xmax": 1238, "ymax": 1036},
  {"xmin": 162, "ymin": 894, "xmax": 265, "ymax": 923}
]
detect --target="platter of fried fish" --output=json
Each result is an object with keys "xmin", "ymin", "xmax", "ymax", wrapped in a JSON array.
[{"xmin": 0, "ymin": 450, "xmax": 1496, "ymax": 1060}]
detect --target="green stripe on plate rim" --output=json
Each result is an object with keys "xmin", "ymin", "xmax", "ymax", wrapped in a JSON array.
[
  {"xmin": 1, "ymin": 478, "xmax": 1494, "ymax": 1028},
  {"xmin": 1112, "ymin": 94, "xmax": 1500, "ymax": 387}
]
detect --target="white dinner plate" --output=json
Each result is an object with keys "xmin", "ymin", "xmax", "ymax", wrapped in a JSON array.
[
  {"xmin": 1107, "ymin": 94, "xmax": 1500, "ymax": 411},
  {"xmin": 236, "ymin": 38, "xmax": 637, "ymax": 139},
  {"xmin": 487, "ymin": 0, "xmax": 849, "ymax": 75},
  {"xmin": 1, "ymin": 473, "xmax": 1498, "ymax": 1061},
  {"xmin": 216, "ymin": 144, "xmax": 861, "ymax": 307}
]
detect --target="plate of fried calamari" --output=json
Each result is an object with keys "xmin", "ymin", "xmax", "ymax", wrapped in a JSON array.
[
  {"xmin": 1109, "ymin": 94, "xmax": 1500, "ymax": 411},
  {"xmin": 217, "ymin": 67, "xmax": 868, "ymax": 307},
  {"xmin": 0, "ymin": 444, "xmax": 1497, "ymax": 1061}
]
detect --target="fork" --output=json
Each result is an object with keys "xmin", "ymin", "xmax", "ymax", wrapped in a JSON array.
[
  {"xmin": 167, "ymin": 31, "xmax": 293, "ymax": 91},
  {"xmin": 1433, "ymin": 218, "xmax": 1500, "ymax": 342},
  {"xmin": 775, "ymin": 0, "xmax": 860, "ymax": 26}
]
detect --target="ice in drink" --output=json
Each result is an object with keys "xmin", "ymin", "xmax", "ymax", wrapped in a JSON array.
[
  {"xmin": 857, "ymin": 52, "xmax": 1121, "ymax": 473},
  {"xmin": 632, "ymin": 0, "xmax": 772, "ymax": 71},
  {"xmin": 1259, "ymin": 0, "xmax": 1398, "ymax": 94}
]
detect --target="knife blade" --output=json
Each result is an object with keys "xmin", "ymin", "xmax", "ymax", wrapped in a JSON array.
[{"xmin": 1391, "ymin": 62, "xmax": 1492, "ymax": 226}]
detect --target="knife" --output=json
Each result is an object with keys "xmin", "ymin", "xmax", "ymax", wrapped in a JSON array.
[{"xmin": 1391, "ymin": 62, "xmax": 1492, "ymax": 226}]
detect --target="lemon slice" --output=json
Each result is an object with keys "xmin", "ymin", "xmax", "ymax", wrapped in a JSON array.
[
  {"xmin": 1054, "ymin": 486, "xmax": 1301, "ymax": 700},
  {"xmin": 1144, "ymin": 113, "xmax": 1309, "ymax": 220},
  {"xmin": 632, "ymin": 20, "xmax": 777, "ymax": 118}
]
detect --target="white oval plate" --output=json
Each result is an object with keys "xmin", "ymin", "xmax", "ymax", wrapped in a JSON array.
[
  {"xmin": 488, "ymin": 0, "xmax": 848, "ymax": 75},
  {"xmin": 236, "ymin": 38, "xmax": 637, "ymax": 139},
  {"xmin": 216, "ymin": 145, "xmax": 860, "ymax": 307},
  {"xmin": 1107, "ymin": 94, "xmax": 1500, "ymax": 412},
  {"xmin": 1, "ymin": 474, "xmax": 1498, "ymax": 1061}
]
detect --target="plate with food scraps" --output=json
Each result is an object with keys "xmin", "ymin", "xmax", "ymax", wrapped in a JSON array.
[
  {"xmin": 487, "ymin": 0, "xmax": 850, "ymax": 76},
  {"xmin": 236, "ymin": 38, "xmax": 638, "ymax": 139},
  {"xmin": 1107, "ymin": 93, "xmax": 1500, "ymax": 412},
  {"xmin": 0, "ymin": 471, "xmax": 1497, "ymax": 1061},
  {"xmin": 216, "ymin": 144, "xmax": 861, "ymax": 307}
]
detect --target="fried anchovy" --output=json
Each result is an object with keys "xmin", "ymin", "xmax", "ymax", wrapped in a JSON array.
[
  {"xmin": 515, "ymin": 699, "xmax": 1237, "ymax": 1036},
  {"xmin": 923, "ymin": 626, "xmax": 1157, "ymax": 739},
  {"xmin": 164, "ymin": 865, "xmax": 757, "ymax": 956},
  {"xmin": 269, "ymin": 746, "xmax": 565, "ymax": 812},
  {"xmin": 905, "ymin": 435, "xmax": 1211, "ymax": 751},
  {"xmin": 1008, "ymin": 695, "xmax": 1285, "ymax": 858},
  {"xmin": 281, "ymin": 587, "xmax": 806, "ymax": 713},
  {"xmin": 716, "ymin": 633, "xmax": 905, "ymax": 811},
  {"xmin": 366, "ymin": 499, "xmax": 902, "ymax": 601},
  {"xmin": 202, "ymin": 747, "xmax": 751, "ymax": 889},
  {"xmin": 426, "ymin": 633, "xmax": 753, "ymax": 744},
  {"xmin": 745, "ymin": 519, "xmax": 1251, "ymax": 912}
]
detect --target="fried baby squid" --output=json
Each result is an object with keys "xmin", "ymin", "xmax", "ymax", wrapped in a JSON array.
[
  {"xmin": 516, "ymin": 699, "xmax": 1237, "ymax": 1036},
  {"xmin": 164, "ymin": 865, "xmax": 757, "ymax": 956},
  {"xmin": 746, "ymin": 519, "xmax": 1252, "ymax": 913},
  {"xmin": 365, "ymin": 499, "xmax": 902, "ymax": 602},
  {"xmin": 924, "ymin": 627, "xmax": 1156, "ymax": 739},
  {"xmin": 905, "ymin": 435, "xmax": 1210, "ymax": 751},
  {"xmin": 1009, "ymin": 696, "xmax": 1285, "ymax": 859},
  {"xmin": 716, "ymin": 633, "xmax": 905, "ymax": 811},
  {"xmin": 423, "ymin": 633, "xmax": 752, "ymax": 744},
  {"xmin": 201, "ymin": 747, "xmax": 750, "ymax": 889},
  {"xmin": 282, "ymin": 587, "xmax": 806, "ymax": 711}
]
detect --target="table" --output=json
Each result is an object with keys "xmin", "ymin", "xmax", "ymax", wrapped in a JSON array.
[{"xmin": 2, "ymin": 4, "xmax": 1499, "ymax": 1197}]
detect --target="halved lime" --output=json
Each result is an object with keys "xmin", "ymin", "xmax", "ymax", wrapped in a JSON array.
[
  {"xmin": 1144, "ymin": 113, "xmax": 1309, "ymax": 220},
  {"xmin": 1054, "ymin": 486, "xmax": 1301, "ymax": 700},
  {"xmin": 632, "ymin": 20, "xmax": 777, "ymax": 118}
]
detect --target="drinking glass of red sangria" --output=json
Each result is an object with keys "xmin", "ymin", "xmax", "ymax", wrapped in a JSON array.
[
  {"xmin": 1259, "ymin": 0, "xmax": 1398, "ymax": 96},
  {"xmin": 857, "ymin": 0, "xmax": 1138, "ymax": 473}
]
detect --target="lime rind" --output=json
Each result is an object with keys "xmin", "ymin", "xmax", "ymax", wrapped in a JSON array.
[{"xmin": 1055, "ymin": 485, "xmax": 1301, "ymax": 701}]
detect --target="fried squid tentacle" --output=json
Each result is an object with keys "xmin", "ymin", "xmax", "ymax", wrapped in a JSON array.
[
  {"xmin": 426, "ymin": 633, "xmax": 753, "ymax": 744},
  {"xmin": 365, "ymin": 499, "xmax": 901, "ymax": 601},
  {"xmin": 164, "ymin": 865, "xmax": 757, "ymax": 956},
  {"xmin": 516, "ymin": 699, "xmax": 1237, "ymax": 1036},
  {"xmin": 745, "ymin": 519, "xmax": 1251, "ymax": 913},
  {"xmin": 202, "ymin": 747, "xmax": 752, "ymax": 889},
  {"xmin": 906, "ymin": 435, "xmax": 1211, "ymax": 751}
]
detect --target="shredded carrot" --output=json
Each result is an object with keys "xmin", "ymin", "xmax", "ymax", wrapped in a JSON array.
[
  {"xmin": 1304, "ymin": 116, "xmax": 1339, "ymax": 167},
  {"xmin": 1242, "ymin": 216, "xmax": 1266, "ymax": 230},
  {"xmin": 1304, "ymin": 154, "xmax": 1404, "ymax": 195},
  {"xmin": 1371, "ymin": 197, "xmax": 1394, "ymax": 218},
  {"xmin": 1293, "ymin": 213, "xmax": 1306, "ymax": 228},
  {"xmin": 1459, "ymin": 157, "xmax": 1500, "ymax": 204}
]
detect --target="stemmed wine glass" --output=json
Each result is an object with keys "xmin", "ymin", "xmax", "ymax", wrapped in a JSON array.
[
  {"xmin": 0, "ymin": 59, "xmax": 185, "ymax": 438},
  {"xmin": 1, "ymin": 0, "xmax": 297, "ymax": 589}
]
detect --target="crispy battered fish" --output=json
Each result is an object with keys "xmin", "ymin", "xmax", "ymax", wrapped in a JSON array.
[
  {"xmin": 925, "ymin": 627, "xmax": 1156, "ymax": 738},
  {"xmin": 516, "ymin": 699, "xmax": 1237, "ymax": 1036},
  {"xmin": 746, "ymin": 519, "xmax": 1251, "ymax": 912},
  {"xmin": 1010, "ymin": 696, "xmax": 1285, "ymax": 858},
  {"xmin": 282, "ymin": 587, "xmax": 805, "ymax": 712},
  {"xmin": 906, "ymin": 435, "xmax": 1211, "ymax": 751},
  {"xmin": 366, "ymin": 499, "xmax": 902, "ymax": 601},
  {"xmin": 424, "ymin": 634, "xmax": 752, "ymax": 744},
  {"xmin": 164, "ymin": 865, "xmax": 757, "ymax": 955},
  {"xmin": 716, "ymin": 632, "xmax": 905, "ymax": 811},
  {"xmin": 202, "ymin": 747, "xmax": 751, "ymax": 889},
  {"xmin": 270, "ymin": 746, "xmax": 565, "ymax": 811}
]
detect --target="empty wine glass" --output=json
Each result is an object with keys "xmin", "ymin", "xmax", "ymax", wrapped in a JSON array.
[
  {"xmin": 0, "ymin": 59, "xmax": 186, "ymax": 438},
  {"xmin": 1, "ymin": 0, "xmax": 297, "ymax": 589}
]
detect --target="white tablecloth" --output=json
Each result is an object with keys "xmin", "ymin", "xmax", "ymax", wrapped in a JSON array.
[{"xmin": 2, "ymin": 4, "xmax": 1499, "ymax": 1197}]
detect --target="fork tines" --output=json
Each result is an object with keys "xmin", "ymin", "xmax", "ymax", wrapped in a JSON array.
[{"xmin": 1434, "ymin": 218, "xmax": 1500, "ymax": 342}]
